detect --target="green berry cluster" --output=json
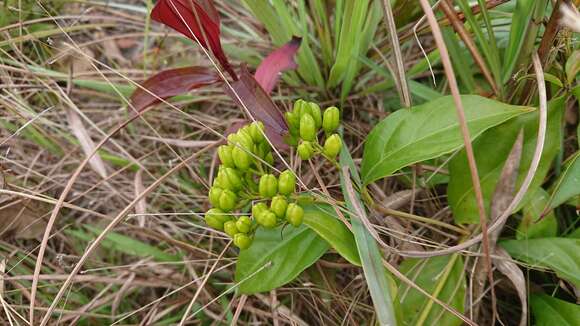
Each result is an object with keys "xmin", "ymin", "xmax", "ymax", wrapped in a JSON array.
[
  {"xmin": 204, "ymin": 121, "xmax": 305, "ymax": 250},
  {"xmin": 285, "ymin": 100, "xmax": 342, "ymax": 161}
]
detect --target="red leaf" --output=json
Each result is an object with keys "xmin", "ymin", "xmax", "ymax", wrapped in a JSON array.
[
  {"xmin": 255, "ymin": 36, "xmax": 302, "ymax": 94},
  {"xmin": 151, "ymin": 0, "xmax": 235, "ymax": 79},
  {"xmin": 130, "ymin": 66, "xmax": 220, "ymax": 112},
  {"xmin": 225, "ymin": 65, "xmax": 289, "ymax": 149}
]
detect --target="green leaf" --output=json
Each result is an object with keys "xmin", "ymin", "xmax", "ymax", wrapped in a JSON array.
[
  {"xmin": 500, "ymin": 238, "xmax": 580, "ymax": 287},
  {"xmin": 328, "ymin": 0, "xmax": 370, "ymax": 87},
  {"xmin": 448, "ymin": 96, "xmax": 565, "ymax": 224},
  {"xmin": 502, "ymin": 0, "xmax": 548, "ymax": 83},
  {"xmin": 235, "ymin": 224, "xmax": 329, "ymax": 294},
  {"xmin": 340, "ymin": 147, "xmax": 399, "ymax": 326},
  {"xmin": 531, "ymin": 294, "xmax": 580, "ymax": 325},
  {"xmin": 69, "ymin": 226, "xmax": 181, "ymax": 262},
  {"xmin": 565, "ymin": 50, "xmax": 580, "ymax": 85},
  {"xmin": 516, "ymin": 188, "xmax": 558, "ymax": 240},
  {"xmin": 548, "ymin": 151, "xmax": 580, "ymax": 209},
  {"xmin": 302, "ymin": 204, "xmax": 361, "ymax": 266},
  {"xmin": 361, "ymin": 95, "xmax": 533, "ymax": 185},
  {"xmin": 398, "ymin": 254, "xmax": 465, "ymax": 326}
]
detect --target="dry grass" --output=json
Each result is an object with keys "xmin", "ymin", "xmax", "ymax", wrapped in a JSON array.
[{"xmin": 0, "ymin": 0, "xmax": 576, "ymax": 325}]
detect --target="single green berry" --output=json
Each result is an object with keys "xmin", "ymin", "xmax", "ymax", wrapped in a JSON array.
[
  {"xmin": 259, "ymin": 210, "xmax": 277, "ymax": 228},
  {"xmin": 233, "ymin": 233, "xmax": 252, "ymax": 249},
  {"xmin": 252, "ymin": 202, "xmax": 268, "ymax": 218},
  {"xmin": 208, "ymin": 187, "xmax": 223, "ymax": 207},
  {"xmin": 323, "ymin": 106, "xmax": 340, "ymax": 134},
  {"xmin": 222, "ymin": 167, "xmax": 242, "ymax": 191},
  {"xmin": 219, "ymin": 189, "xmax": 237, "ymax": 212},
  {"xmin": 270, "ymin": 195, "xmax": 288, "ymax": 218},
  {"xmin": 249, "ymin": 121, "xmax": 265, "ymax": 143},
  {"xmin": 278, "ymin": 170, "xmax": 296, "ymax": 195},
  {"xmin": 293, "ymin": 99, "xmax": 306, "ymax": 116},
  {"xmin": 217, "ymin": 145, "xmax": 235, "ymax": 168},
  {"xmin": 259, "ymin": 174, "xmax": 278, "ymax": 198},
  {"xmin": 323, "ymin": 134, "xmax": 342, "ymax": 157},
  {"xmin": 205, "ymin": 208, "xmax": 229, "ymax": 230},
  {"xmin": 224, "ymin": 220, "xmax": 239, "ymax": 237},
  {"xmin": 285, "ymin": 111, "xmax": 300, "ymax": 135},
  {"xmin": 265, "ymin": 152, "xmax": 274, "ymax": 165},
  {"xmin": 285, "ymin": 203, "xmax": 304, "ymax": 227},
  {"xmin": 299, "ymin": 113, "xmax": 316, "ymax": 141},
  {"xmin": 297, "ymin": 141, "xmax": 314, "ymax": 160},
  {"xmin": 228, "ymin": 132, "xmax": 253, "ymax": 150},
  {"xmin": 236, "ymin": 216, "xmax": 252, "ymax": 233},
  {"xmin": 232, "ymin": 146, "xmax": 251, "ymax": 170},
  {"xmin": 308, "ymin": 102, "xmax": 322, "ymax": 128}
]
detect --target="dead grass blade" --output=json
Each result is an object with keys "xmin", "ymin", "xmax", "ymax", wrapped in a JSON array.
[{"xmin": 66, "ymin": 107, "xmax": 108, "ymax": 179}]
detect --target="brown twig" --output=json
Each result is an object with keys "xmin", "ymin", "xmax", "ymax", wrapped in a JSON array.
[{"xmin": 416, "ymin": 1, "xmax": 497, "ymax": 322}]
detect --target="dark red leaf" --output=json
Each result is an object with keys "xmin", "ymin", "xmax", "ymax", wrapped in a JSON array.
[
  {"xmin": 225, "ymin": 65, "xmax": 289, "ymax": 149},
  {"xmin": 255, "ymin": 36, "xmax": 302, "ymax": 94},
  {"xmin": 151, "ymin": 0, "xmax": 235, "ymax": 79},
  {"xmin": 130, "ymin": 66, "xmax": 220, "ymax": 112}
]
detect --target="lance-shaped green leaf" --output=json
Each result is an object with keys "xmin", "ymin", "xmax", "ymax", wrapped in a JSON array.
[
  {"xmin": 235, "ymin": 223, "xmax": 329, "ymax": 294},
  {"xmin": 548, "ymin": 151, "xmax": 580, "ymax": 209},
  {"xmin": 361, "ymin": 95, "xmax": 533, "ymax": 185},
  {"xmin": 531, "ymin": 294, "xmax": 580, "ymax": 326},
  {"xmin": 448, "ymin": 96, "xmax": 565, "ymax": 224},
  {"xmin": 303, "ymin": 204, "xmax": 361, "ymax": 266},
  {"xmin": 500, "ymin": 237, "xmax": 580, "ymax": 287}
]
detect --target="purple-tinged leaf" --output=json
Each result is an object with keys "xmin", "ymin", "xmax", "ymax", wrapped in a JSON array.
[
  {"xmin": 130, "ymin": 66, "xmax": 220, "ymax": 112},
  {"xmin": 151, "ymin": 0, "xmax": 235, "ymax": 78},
  {"xmin": 225, "ymin": 65, "xmax": 289, "ymax": 149},
  {"xmin": 255, "ymin": 36, "xmax": 302, "ymax": 94}
]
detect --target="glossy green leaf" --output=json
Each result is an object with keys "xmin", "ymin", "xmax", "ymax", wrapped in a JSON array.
[
  {"xmin": 361, "ymin": 95, "xmax": 533, "ymax": 185},
  {"xmin": 398, "ymin": 254, "xmax": 465, "ymax": 326},
  {"xmin": 449, "ymin": 96, "xmax": 565, "ymax": 224},
  {"xmin": 340, "ymin": 147, "xmax": 399, "ymax": 326},
  {"xmin": 548, "ymin": 151, "xmax": 580, "ymax": 209},
  {"xmin": 235, "ymin": 224, "xmax": 329, "ymax": 294},
  {"xmin": 531, "ymin": 294, "xmax": 580, "ymax": 326},
  {"xmin": 303, "ymin": 204, "xmax": 361, "ymax": 266},
  {"xmin": 500, "ymin": 238, "xmax": 580, "ymax": 287},
  {"xmin": 516, "ymin": 188, "xmax": 557, "ymax": 240}
]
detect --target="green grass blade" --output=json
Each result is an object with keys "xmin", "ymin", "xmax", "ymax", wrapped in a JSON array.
[{"xmin": 340, "ymin": 146, "xmax": 398, "ymax": 326}]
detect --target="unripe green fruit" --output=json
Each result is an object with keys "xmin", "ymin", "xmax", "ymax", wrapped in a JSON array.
[
  {"xmin": 252, "ymin": 202, "xmax": 268, "ymax": 218},
  {"xmin": 259, "ymin": 174, "xmax": 278, "ymax": 198},
  {"xmin": 323, "ymin": 134, "xmax": 342, "ymax": 158},
  {"xmin": 218, "ymin": 145, "xmax": 235, "ymax": 168},
  {"xmin": 219, "ymin": 189, "xmax": 237, "ymax": 212},
  {"xmin": 208, "ymin": 187, "xmax": 223, "ymax": 207},
  {"xmin": 259, "ymin": 210, "xmax": 277, "ymax": 228},
  {"xmin": 293, "ymin": 99, "xmax": 306, "ymax": 116},
  {"xmin": 222, "ymin": 167, "xmax": 242, "ymax": 191},
  {"xmin": 228, "ymin": 132, "xmax": 253, "ymax": 150},
  {"xmin": 234, "ymin": 233, "xmax": 252, "ymax": 249},
  {"xmin": 270, "ymin": 195, "xmax": 288, "ymax": 218},
  {"xmin": 278, "ymin": 170, "xmax": 296, "ymax": 195},
  {"xmin": 265, "ymin": 152, "xmax": 274, "ymax": 165},
  {"xmin": 249, "ymin": 121, "xmax": 265, "ymax": 143},
  {"xmin": 323, "ymin": 106, "xmax": 340, "ymax": 134},
  {"xmin": 205, "ymin": 208, "xmax": 229, "ymax": 230},
  {"xmin": 299, "ymin": 113, "xmax": 316, "ymax": 141},
  {"xmin": 308, "ymin": 102, "xmax": 322, "ymax": 128},
  {"xmin": 285, "ymin": 111, "xmax": 300, "ymax": 135},
  {"xmin": 232, "ymin": 146, "xmax": 251, "ymax": 170},
  {"xmin": 285, "ymin": 203, "xmax": 304, "ymax": 227},
  {"xmin": 236, "ymin": 216, "xmax": 252, "ymax": 233},
  {"xmin": 297, "ymin": 141, "xmax": 314, "ymax": 160},
  {"xmin": 224, "ymin": 220, "xmax": 239, "ymax": 237}
]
